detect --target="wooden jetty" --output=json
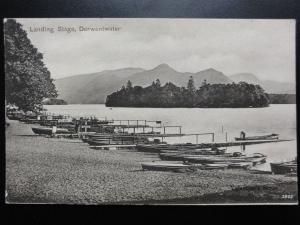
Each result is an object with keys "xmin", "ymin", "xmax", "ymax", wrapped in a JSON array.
[
  {"xmin": 83, "ymin": 131, "xmax": 216, "ymax": 146},
  {"xmin": 136, "ymin": 139, "xmax": 292, "ymax": 153}
]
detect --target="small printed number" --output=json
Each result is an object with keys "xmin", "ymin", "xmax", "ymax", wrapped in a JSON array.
[{"xmin": 281, "ymin": 194, "xmax": 293, "ymax": 199}]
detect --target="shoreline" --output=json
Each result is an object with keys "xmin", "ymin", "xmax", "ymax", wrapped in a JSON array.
[{"xmin": 6, "ymin": 120, "xmax": 298, "ymax": 204}]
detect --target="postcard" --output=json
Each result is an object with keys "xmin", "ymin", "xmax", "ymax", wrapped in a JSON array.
[{"xmin": 4, "ymin": 18, "xmax": 297, "ymax": 204}]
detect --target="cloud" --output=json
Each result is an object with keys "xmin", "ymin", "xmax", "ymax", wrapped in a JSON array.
[{"xmin": 16, "ymin": 18, "xmax": 295, "ymax": 83}]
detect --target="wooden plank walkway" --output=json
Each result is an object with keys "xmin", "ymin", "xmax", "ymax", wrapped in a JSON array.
[
  {"xmin": 204, "ymin": 139, "xmax": 292, "ymax": 147},
  {"xmin": 88, "ymin": 133, "xmax": 214, "ymax": 138},
  {"xmin": 87, "ymin": 139, "xmax": 293, "ymax": 150}
]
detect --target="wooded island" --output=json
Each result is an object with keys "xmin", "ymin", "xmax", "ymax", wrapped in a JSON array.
[{"xmin": 106, "ymin": 77, "xmax": 270, "ymax": 108}]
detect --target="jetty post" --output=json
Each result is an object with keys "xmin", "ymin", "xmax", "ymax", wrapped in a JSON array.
[
  {"xmin": 212, "ymin": 133, "xmax": 215, "ymax": 142},
  {"xmin": 81, "ymin": 121, "xmax": 90, "ymax": 133},
  {"xmin": 225, "ymin": 132, "xmax": 228, "ymax": 142}
]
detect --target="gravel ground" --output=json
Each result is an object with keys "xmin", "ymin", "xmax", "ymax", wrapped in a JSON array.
[{"xmin": 5, "ymin": 120, "xmax": 298, "ymax": 204}]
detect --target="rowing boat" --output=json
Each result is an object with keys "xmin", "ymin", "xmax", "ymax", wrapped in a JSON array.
[
  {"xmin": 182, "ymin": 153, "xmax": 266, "ymax": 165},
  {"xmin": 235, "ymin": 133, "xmax": 279, "ymax": 141},
  {"xmin": 227, "ymin": 162, "xmax": 253, "ymax": 169},
  {"xmin": 141, "ymin": 161, "xmax": 192, "ymax": 172},
  {"xmin": 31, "ymin": 127, "xmax": 72, "ymax": 135},
  {"xmin": 192, "ymin": 163, "xmax": 229, "ymax": 170}
]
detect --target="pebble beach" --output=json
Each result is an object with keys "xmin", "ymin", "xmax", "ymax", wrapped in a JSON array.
[{"xmin": 5, "ymin": 120, "xmax": 298, "ymax": 204}]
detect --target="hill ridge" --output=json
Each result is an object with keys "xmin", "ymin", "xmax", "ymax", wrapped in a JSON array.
[{"xmin": 54, "ymin": 64, "xmax": 295, "ymax": 104}]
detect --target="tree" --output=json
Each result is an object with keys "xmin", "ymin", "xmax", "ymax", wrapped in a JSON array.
[
  {"xmin": 106, "ymin": 79, "xmax": 270, "ymax": 108},
  {"xmin": 126, "ymin": 80, "xmax": 133, "ymax": 89},
  {"xmin": 4, "ymin": 19, "xmax": 57, "ymax": 112},
  {"xmin": 155, "ymin": 79, "xmax": 161, "ymax": 88},
  {"xmin": 187, "ymin": 76, "xmax": 196, "ymax": 93},
  {"xmin": 201, "ymin": 79, "xmax": 207, "ymax": 87}
]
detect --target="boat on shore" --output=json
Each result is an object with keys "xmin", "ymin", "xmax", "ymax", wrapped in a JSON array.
[
  {"xmin": 141, "ymin": 161, "xmax": 192, "ymax": 172},
  {"xmin": 84, "ymin": 136, "xmax": 150, "ymax": 146},
  {"xmin": 160, "ymin": 148, "xmax": 226, "ymax": 155},
  {"xmin": 159, "ymin": 149, "xmax": 229, "ymax": 161},
  {"xmin": 191, "ymin": 163, "xmax": 229, "ymax": 170},
  {"xmin": 7, "ymin": 112, "xmax": 25, "ymax": 120},
  {"xmin": 248, "ymin": 168, "xmax": 272, "ymax": 174},
  {"xmin": 141, "ymin": 161, "xmax": 231, "ymax": 172},
  {"xmin": 182, "ymin": 153, "xmax": 266, "ymax": 166},
  {"xmin": 270, "ymin": 160, "xmax": 297, "ymax": 174},
  {"xmin": 227, "ymin": 162, "xmax": 253, "ymax": 169},
  {"xmin": 136, "ymin": 143, "xmax": 212, "ymax": 153},
  {"xmin": 235, "ymin": 133, "xmax": 279, "ymax": 141},
  {"xmin": 32, "ymin": 127, "xmax": 72, "ymax": 135}
]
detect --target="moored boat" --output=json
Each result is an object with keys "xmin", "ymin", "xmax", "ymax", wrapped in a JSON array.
[{"xmin": 235, "ymin": 133, "xmax": 279, "ymax": 141}]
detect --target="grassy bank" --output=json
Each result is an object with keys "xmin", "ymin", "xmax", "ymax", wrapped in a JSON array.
[{"xmin": 5, "ymin": 120, "xmax": 298, "ymax": 204}]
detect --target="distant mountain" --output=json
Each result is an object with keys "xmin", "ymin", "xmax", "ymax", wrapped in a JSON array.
[
  {"xmin": 54, "ymin": 64, "xmax": 295, "ymax": 104},
  {"xmin": 229, "ymin": 73, "xmax": 295, "ymax": 94},
  {"xmin": 230, "ymin": 73, "xmax": 260, "ymax": 84},
  {"xmin": 54, "ymin": 68, "xmax": 145, "ymax": 104},
  {"xmin": 55, "ymin": 64, "xmax": 231, "ymax": 104},
  {"xmin": 194, "ymin": 68, "xmax": 231, "ymax": 86},
  {"xmin": 260, "ymin": 80, "xmax": 295, "ymax": 94},
  {"xmin": 126, "ymin": 64, "xmax": 231, "ymax": 88}
]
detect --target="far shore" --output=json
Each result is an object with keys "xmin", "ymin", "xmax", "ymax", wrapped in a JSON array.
[{"xmin": 6, "ymin": 120, "xmax": 298, "ymax": 204}]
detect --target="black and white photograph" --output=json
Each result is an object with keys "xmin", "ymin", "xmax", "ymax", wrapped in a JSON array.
[{"xmin": 4, "ymin": 18, "xmax": 297, "ymax": 204}]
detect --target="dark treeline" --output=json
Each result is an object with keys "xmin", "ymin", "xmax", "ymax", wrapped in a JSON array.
[
  {"xmin": 268, "ymin": 94, "xmax": 296, "ymax": 104},
  {"xmin": 106, "ymin": 77, "xmax": 270, "ymax": 108}
]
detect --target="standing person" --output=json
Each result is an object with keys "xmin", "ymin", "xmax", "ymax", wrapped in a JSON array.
[
  {"xmin": 75, "ymin": 120, "xmax": 79, "ymax": 133},
  {"xmin": 240, "ymin": 131, "xmax": 246, "ymax": 139}
]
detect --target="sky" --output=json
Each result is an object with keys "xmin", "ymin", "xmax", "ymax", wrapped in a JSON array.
[{"xmin": 16, "ymin": 18, "xmax": 295, "ymax": 83}]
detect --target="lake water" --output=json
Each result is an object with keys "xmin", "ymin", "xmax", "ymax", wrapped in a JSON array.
[{"xmin": 44, "ymin": 104, "xmax": 297, "ymax": 171}]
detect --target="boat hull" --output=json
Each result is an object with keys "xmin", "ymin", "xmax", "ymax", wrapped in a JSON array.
[
  {"xmin": 235, "ymin": 134, "xmax": 279, "ymax": 141},
  {"xmin": 141, "ymin": 162, "xmax": 192, "ymax": 172},
  {"xmin": 32, "ymin": 127, "xmax": 71, "ymax": 135}
]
